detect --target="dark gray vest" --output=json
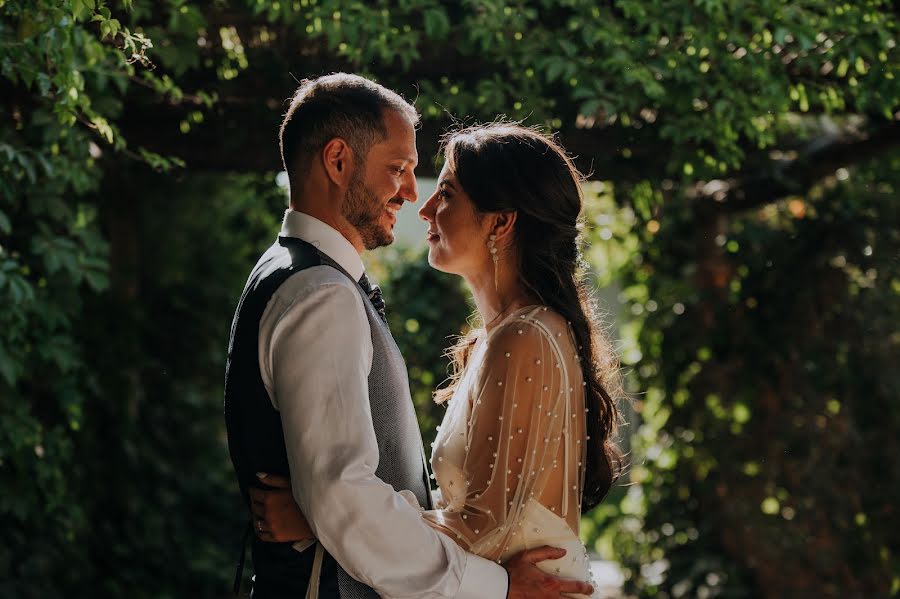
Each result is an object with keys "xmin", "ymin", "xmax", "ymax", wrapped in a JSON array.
[{"xmin": 224, "ymin": 236, "xmax": 432, "ymax": 598}]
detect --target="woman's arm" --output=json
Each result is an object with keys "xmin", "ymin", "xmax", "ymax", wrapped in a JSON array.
[
  {"xmin": 250, "ymin": 473, "xmax": 315, "ymax": 543},
  {"xmin": 420, "ymin": 321, "xmax": 570, "ymax": 561}
]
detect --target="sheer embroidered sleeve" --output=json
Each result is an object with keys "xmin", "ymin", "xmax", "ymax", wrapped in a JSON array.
[{"xmin": 421, "ymin": 312, "xmax": 585, "ymax": 561}]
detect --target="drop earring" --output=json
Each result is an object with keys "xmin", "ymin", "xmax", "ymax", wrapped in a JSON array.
[{"xmin": 487, "ymin": 234, "xmax": 499, "ymax": 294}]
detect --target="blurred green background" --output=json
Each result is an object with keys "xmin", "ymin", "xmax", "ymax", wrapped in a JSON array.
[{"xmin": 2, "ymin": 1, "xmax": 898, "ymax": 597}]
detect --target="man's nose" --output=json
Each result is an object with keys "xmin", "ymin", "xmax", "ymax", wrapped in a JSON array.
[{"xmin": 400, "ymin": 172, "xmax": 418, "ymax": 203}]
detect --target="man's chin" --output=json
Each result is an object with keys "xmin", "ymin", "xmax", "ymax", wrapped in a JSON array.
[
  {"xmin": 377, "ymin": 219, "xmax": 396, "ymax": 244},
  {"xmin": 364, "ymin": 227, "xmax": 394, "ymax": 250}
]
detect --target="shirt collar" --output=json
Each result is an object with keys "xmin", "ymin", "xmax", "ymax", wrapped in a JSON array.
[{"xmin": 280, "ymin": 209, "xmax": 365, "ymax": 281}]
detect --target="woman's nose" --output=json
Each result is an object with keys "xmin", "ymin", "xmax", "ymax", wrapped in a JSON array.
[{"xmin": 418, "ymin": 193, "xmax": 437, "ymax": 221}]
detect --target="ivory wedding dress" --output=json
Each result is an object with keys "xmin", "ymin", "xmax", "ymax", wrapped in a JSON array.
[{"xmin": 417, "ymin": 305, "xmax": 598, "ymax": 598}]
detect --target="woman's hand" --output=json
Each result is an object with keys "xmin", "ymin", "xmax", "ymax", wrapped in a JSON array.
[{"xmin": 249, "ymin": 473, "xmax": 315, "ymax": 543}]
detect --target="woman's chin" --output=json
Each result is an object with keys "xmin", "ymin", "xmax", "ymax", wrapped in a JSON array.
[{"xmin": 425, "ymin": 250, "xmax": 452, "ymax": 274}]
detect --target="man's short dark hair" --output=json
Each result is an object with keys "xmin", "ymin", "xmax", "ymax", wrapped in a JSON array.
[{"xmin": 279, "ymin": 73, "xmax": 419, "ymax": 184}]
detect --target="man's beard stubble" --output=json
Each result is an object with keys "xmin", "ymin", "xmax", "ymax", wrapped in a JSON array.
[{"xmin": 343, "ymin": 170, "xmax": 393, "ymax": 250}]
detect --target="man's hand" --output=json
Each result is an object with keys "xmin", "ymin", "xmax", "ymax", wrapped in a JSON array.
[
  {"xmin": 505, "ymin": 546, "xmax": 594, "ymax": 599},
  {"xmin": 249, "ymin": 473, "xmax": 315, "ymax": 543}
]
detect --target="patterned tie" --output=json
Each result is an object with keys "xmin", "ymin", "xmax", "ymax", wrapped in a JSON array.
[{"xmin": 358, "ymin": 273, "xmax": 387, "ymax": 323}]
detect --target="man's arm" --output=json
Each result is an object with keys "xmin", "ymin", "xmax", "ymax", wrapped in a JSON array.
[{"xmin": 260, "ymin": 268, "xmax": 507, "ymax": 599}]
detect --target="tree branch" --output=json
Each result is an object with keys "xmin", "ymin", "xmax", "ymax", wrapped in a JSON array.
[{"xmin": 696, "ymin": 120, "xmax": 900, "ymax": 215}]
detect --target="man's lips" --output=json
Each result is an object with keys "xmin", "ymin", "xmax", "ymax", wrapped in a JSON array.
[
  {"xmin": 426, "ymin": 229, "xmax": 440, "ymax": 241},
  {"xmin": 384, "ymin": 199, "xmax": 402, "ymax": 220},
  {"xmin": 384, "ymin": 200, "xmax": 403, "ymax": 222}
]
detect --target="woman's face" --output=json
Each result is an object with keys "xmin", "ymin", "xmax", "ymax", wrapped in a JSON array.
[{"xmin": 418, "ymin": 162, "xmax": 492, "ymax": 276}]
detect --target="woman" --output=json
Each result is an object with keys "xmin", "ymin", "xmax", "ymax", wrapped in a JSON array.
[{"xmin": 255, "ymin": 123, "xmax": 622, "ymax": 595}]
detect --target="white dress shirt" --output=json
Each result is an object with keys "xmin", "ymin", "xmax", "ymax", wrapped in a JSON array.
[{"xmin": 257, "ymin": 209, "xmax": 508, "ymax": 599}]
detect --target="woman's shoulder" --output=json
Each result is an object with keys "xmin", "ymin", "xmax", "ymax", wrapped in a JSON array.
[
  {"xmin": 493, "ymin": 305, "xmax": 569, "ymax": 335},
  {"xmin": 486, "ymin": 305, "xmax": 571, "ymax": 353}
]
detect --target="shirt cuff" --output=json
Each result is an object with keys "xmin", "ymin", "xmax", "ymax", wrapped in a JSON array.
[{"xmin": 456, "ymin": 553, "xmax": 508, "ymax": 599}]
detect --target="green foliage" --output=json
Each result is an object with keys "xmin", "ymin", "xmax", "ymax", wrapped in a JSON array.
[
  {"xmin": 69, "ymin": 171, "xmax": 288, "ymax": 597},
  {"xmin": 1, "ymin": 2, "xmax": 129, "ymax": 593},
  {"xmin": 584, "ymin": 158, "xmax": 900, "ymax": 596},
  {"xmin": 248, "ymin": 0, "xmax": 899, "ymax": 180},
  {"xmin": 3, "ymin": 0, "xmax": 899, "ymax": 596}
]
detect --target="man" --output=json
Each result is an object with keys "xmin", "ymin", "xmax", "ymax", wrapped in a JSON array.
[{"xmin": 224, "ymin": 73, "xmax": 593, "ymax": 598}]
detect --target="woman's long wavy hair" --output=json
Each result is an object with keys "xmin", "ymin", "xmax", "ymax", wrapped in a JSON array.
[{"xmin": 433, "ymin": 123, "xmax": 624, "ymax": 512}]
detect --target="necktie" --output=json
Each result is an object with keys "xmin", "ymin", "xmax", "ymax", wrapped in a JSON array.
[{"xmin": 358, "ymin": 273, "xmax": 387, "ymax": 323}]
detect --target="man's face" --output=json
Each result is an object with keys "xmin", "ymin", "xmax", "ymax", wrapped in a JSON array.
[{"xmin": 342, "ymin": 110, "xmax": 418, "ymax": 250}]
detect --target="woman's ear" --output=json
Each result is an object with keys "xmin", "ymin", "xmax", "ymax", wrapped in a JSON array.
[
  {"xmin": 321, "ymin": 137, "xmax": 354, "ymax": 187},
  {"xmin": 491, "ymin": 210, "xmax": 518, "ymax": 245}
]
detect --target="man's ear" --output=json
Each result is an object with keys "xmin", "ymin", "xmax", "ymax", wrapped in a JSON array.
[
  {"xmin": 491, "ymin": 210, "xmax": 518, "ymax": 245},
  {"xmin": 321, "ymin": 138, "xmax": 354, "ymax": 187}
]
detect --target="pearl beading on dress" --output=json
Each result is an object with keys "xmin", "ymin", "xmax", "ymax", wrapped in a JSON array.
[{"xmin": 424, "ymin": 306, "xmax": 593, "ymax": 591}]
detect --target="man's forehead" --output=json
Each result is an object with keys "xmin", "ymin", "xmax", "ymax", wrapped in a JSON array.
[
  {"xmin": 376, "ymin": 135, "xmax": 418, "ymax": 164},
  {"xmin": 367, "ymin": 111, "xmax": 415, "ymax": 160}
]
